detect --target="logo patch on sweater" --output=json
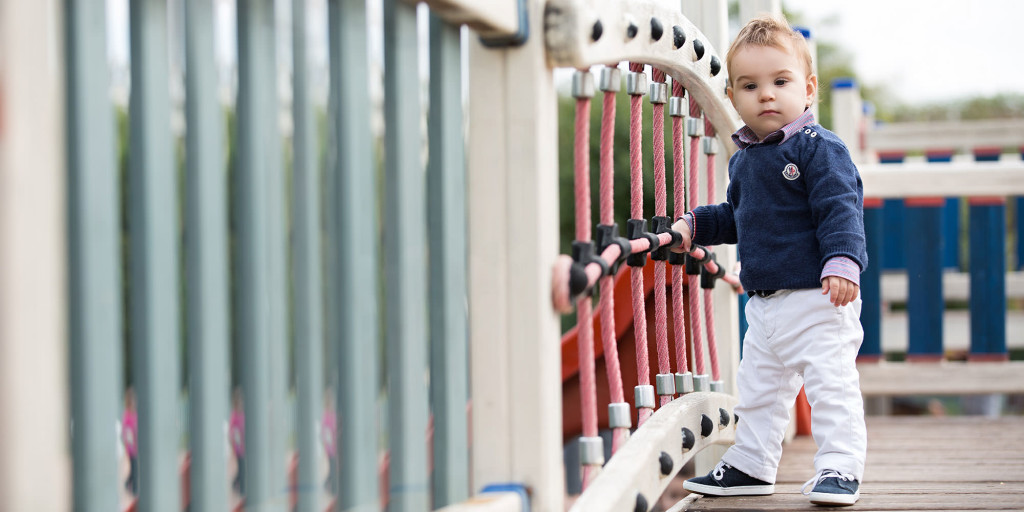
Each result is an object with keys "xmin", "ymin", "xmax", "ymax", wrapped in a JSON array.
[{"xmin": 782, "ymin": 163, "xmax": 800, "ymax": 180}]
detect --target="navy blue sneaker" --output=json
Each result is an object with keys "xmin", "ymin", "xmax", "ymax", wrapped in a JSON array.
[
  {"xmin": 802, "ymin": 469, "xmax": 860, "ymax": 506},
  {"xmin": 683, "ymin": 461, "xmax": 774, "ymax": 496}
]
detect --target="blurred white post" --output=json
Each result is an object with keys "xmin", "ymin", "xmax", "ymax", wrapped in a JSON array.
[
  {"xmin": 681, "ymin": 0, "xmax": 741, "ymax": 477},
  {"xmin": 0, "ymin": 1, "xmax": 70, "ymax": 510},
  {"xmin": 831, "ymin": 78, "xmax": 865, "ymax": 164},
  {"xmin": 794, "ymin": 26, "xmax": 819, "ymax": 120},
  {"xmin": 466, "ymin": 0, "xmax": 564, "ymax": 510},
  {"xmin": 738, "ymin": 0, "xmax": 781, "ymax": 22}
]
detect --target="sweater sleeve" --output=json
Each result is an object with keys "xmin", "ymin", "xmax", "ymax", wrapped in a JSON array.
[
  {"xmin": 690, "ymin": 181, "xmax": 738, "ymax": 247},
  {"xmin": 804, "ymin": 136, "xmax": 868, "ymax": 272}
]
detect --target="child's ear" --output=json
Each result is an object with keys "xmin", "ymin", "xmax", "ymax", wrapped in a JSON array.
[
  {"xmin": 805, "ymin": 74, "xmax": 818, "ymax": 107},
  {"xmin": 726, "ymin": 85, "xmax": 734, "ymax": 103}
]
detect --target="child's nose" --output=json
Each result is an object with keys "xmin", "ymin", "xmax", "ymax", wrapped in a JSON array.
[{"xmin": 759, "ymin": 88, "xmax": 775, "ymax": 101}]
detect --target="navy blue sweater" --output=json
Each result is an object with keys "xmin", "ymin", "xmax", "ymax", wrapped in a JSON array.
[{"xmin": 691, "ymin": 123, "xmax": 868, "ymax": 291}]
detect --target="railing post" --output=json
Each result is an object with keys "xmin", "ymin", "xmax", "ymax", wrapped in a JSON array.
[
  {"xmin": 877, "ymin": 151, "xmax": 908, "ymax": 271},
  {"xmin": 327, "ymin": 0, "xmax": 381, "ymax": 509},
  {"xmin": 236, "ymin": 0, "xmax": 289, "ymax": 507},
  {"xmin": 0, "ymin": 1, "xmax": 70, "ymax": 509},
  {"xmin": 183, "ymin": 0, "xmax": 231, "ymax": 509},
  {"xmin": 427, "ymin": 12, "xmax": 470, "ymax": 509},
  {"xmin": 924, "ymin": 149, "xmax": 961, "ymax": 270},
  {"xmin": 383, "ymin": 0, "xmax": 431, "ymax": 509},
  {"xmin": 467, "ymin": 0, "xmax": 564, "ymax": 509},
  {"xmin": 291, "ymin": 1, "xmax": 324, "ymax": 510},
  {"xmin": 128, "ymin": 0, "xmax": 183, "ymax": 509},
  {"xmin": 859, "ymin": 198, "xmax": 884, "ymax": 361},
  {"xmin": 904, "ymin": 194, "xmax": 945, "ymax": 360},
  {"xmin": 968, "ymin": 147, "xmax": 1007, "ymax": 360}
]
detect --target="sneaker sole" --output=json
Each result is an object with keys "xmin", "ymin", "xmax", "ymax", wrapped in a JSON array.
[
  {"xmin": 683, "ymin": 480, "xmax": 774, "ymax": 497},
  {"xmin": 808, "ymin": 490, "xmax": 859, "ymax": 506}
]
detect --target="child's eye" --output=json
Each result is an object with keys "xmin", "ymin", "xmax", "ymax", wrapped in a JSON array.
[
  {"xmin": 743, "ymin": 83, "xmax": 757, "ymax": 90},
  {"xmin": 774, "ymin": 78, "xmax": 788, "ymax": 86}
]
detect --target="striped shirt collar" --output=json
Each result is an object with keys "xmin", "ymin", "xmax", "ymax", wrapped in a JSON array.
[{"xmin": 732, "ymin": 109, "xmax": 816, "ymax": 149}]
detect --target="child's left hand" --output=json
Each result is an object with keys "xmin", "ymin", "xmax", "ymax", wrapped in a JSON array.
[{"xmin": 821, "ymin": 275, "xmax": 859, "ymax": 307}]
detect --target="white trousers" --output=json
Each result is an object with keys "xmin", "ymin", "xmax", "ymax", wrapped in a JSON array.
[{"xmin": 721, "ymin": 288, "xmax": 867, "ymax": 483}]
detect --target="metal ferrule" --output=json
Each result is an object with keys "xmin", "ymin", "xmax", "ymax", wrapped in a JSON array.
[
  {"xmin": 634, "ymin": 384, "xmax": 656, "ymax": 409},
  {"xmin": 656, "ymin": 373, "xmax": 676, "ymax": 395},
  {"xmin": 598, "ymin": 67, "xmax": 621, "ymax": 92},
  {"xmin": 648, "ymin": 82, "xmax": 668, "ymax": 104},
  {"xmin": 626, "ymin": 72, "xmax": 647, "ymax": 96},
  {"xmin": 710, "ymin": 380, "xmax": 725, "ymax": 393},
  {"xmin": 702, "ymin": 136, "xmax": 718, "ymax": 155},
  {"xmin": 675, "ymin": 372, "xmax": 694, "ymax": 394},
  {"xmin": 686, "ymin": 117, "xmax": 704, "ymax": 137},
  {"xmin": 608, "ymin": 402, "xmax": 632, "ymax": 429},
  {"xmin": 572, "ymin": 70, "xmax": 595, "ymax": 98},
  {"xmin": 669, "ymin": 97, "xmax": 687, "ymax": 117},
  {"xmin": 579, "ymin": 436, "xmax": 605, "ymax": 465},
  {"xmin": 693, "ymin": 374, "xmax": 710, "ymax": 392}
]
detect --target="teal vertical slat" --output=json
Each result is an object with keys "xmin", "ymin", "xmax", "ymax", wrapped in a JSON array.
[
  {"xmin": 327, "ymin": 0, "xmax": 381, "ymax": 509},
  {"xmin": 128, "ymin": 0, "xmax": 182, "ymax": 509},
  {"xmin": 184, "ymin": 0, "xmax": 231, "ymax": 510},
  {"xmin": 65, "ymin": 1, "xmax": 123, "ymax": 509},
  {"xmin": 384, "ymin": 1, "xmax": 430, "ymax": 509},
  {"xmin": 426, "ymin": 13, "xmax": 469, "ymax": 509},
  {"xmin": 236, "ymin": 1, "xmax": 288, "ymax": 509},
  {"xmin": 291, "ymin": 1, "xmax": 324, "ymax": 511}
]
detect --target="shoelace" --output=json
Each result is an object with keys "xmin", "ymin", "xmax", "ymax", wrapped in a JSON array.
[
  {"xmin": 712, "ymin": 461, "xmax": 731, "ymax": 480},
  {"xmin": 801, "ymin": 469, "xmax": 855, "ymax": 495}
]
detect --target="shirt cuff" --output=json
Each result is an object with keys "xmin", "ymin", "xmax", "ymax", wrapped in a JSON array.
[
  {"xmin": 678, "ymin": 213, "xmax": 694, "ymax": 240},
  {"xmin": 820, "ymin": 256, "xmax": 860, "ymax": 286}
]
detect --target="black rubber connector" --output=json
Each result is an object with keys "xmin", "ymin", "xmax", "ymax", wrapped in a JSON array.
[
  {"xmin": 651, "ymin": 216, "xmax": 673, "ymax": 261},
  {"xmin": 681, "ymin": 427, "xmax": 695, "ymax": 451},
  {"xmin": 700, "ymin": 414, "xmax": 714, "ymax": 437},
  {"xmin": 626, "ymin": 22, "xmax": 638, "ymax": 39},
  {"xmin": 710, "ymin": 55, "xmax": 722, "ymax": 76},
  {"xmin": 626, "ymin": 219, "xmax": 658, "ymax": 267},
  {"xmin": 568, "ymin": 262, "xmax": 589, "ymax": 297},
  {"xmin": 719, "ymin": 408, "xmax": 731, "ymax": 427},
  {"xmin": 693, "ymin": 39, "xmax": 705, "ymax": 60},
  {"xmin": 700, "ymin": 253, "xmax": 725, "ymax": 289},
  {"xmin": 595, "ymin": 223, "xmax": 631, "ymax": 276},
  {"xmin": 658, "ymin": 451, "xmax": 673, "ymax": 476}
]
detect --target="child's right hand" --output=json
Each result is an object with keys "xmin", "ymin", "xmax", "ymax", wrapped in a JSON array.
[{"xmin": 670, "ymin": 218, "xmax": 693, "ymax": 253}]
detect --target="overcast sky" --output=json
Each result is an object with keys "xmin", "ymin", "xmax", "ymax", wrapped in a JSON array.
[
  {"xmin": 105, "ymin": 0, "xmax": 1023, "ymax": 107},
  {"xmin": 783, "ymin": 0, "xmax": 1024, "ymax": 105}
]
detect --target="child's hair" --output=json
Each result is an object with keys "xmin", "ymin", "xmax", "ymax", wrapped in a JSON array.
[{"xmin": 725, "ymin": 15, "xmax": 813, "ymax": 84}]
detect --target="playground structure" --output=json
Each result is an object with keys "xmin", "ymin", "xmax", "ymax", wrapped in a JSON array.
[{"xmin": 0, "ymin": 1, "xmax": 1022, "ymax": 511}]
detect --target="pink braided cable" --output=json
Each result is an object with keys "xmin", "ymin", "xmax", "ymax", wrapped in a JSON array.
[
  {"xmin": 629, "ymin": 94, "xmax": 643, "ymax": 220},
  {"xmin": 652, "ymin": 70, "xmax": 671, "ymax": 404},
  {"xmin": 600, "ymin": 89, "xmax": 616, "ymax": 225},
  {"xmin": 574, "ymin": 96, "xmax": 592, "ymax": 242},
  {"xmin": 573, "ymin": 94, "xmax": 599, "ymax": 461},
  {"xmin": 628, "ymin": 66, "xmax": 653, "ymax": 425},
  {"xmin": 702, "ymin": 127, "xmax": 722, "ymax": 382},
  {"xmin": 671, "ymin": 91, "xmax": 688, "ymax": 374},
  {"xmin": 600, "ymin": 78, "xmax": 628, "ymax": 450},
  {"xmin": 687, "ymin": 98, "xmax": 706, "ymax": 376}
]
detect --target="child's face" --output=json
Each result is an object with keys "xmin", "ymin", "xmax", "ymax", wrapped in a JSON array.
[{"xmin": 727, "ymin": 42, "xmax": 817, "ymax": 141}]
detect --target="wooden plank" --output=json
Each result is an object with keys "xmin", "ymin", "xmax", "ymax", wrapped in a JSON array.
[
  {"xmin": 682, "ymin": 416, "xmax": 1024, "ymax": 510},
  {"xmin": 881, "ymin": 271, "xmax": 1024, "ymax": 302},
  {"xmin": 860, "ymin": 161, "xmax": 1024, "ymax": 198},
  {"xmin": 867, "ymin": 118, "xmax": 1024, "ymax": 154},
  {"xmin": 686, "ymin": 489, "xmax": 1024, "ymax": 510},
  {"xmin": 416, "ymin": 0, "xmax": 521, "ymax": 41},
  {"xmin": 857, "ymin": 361, "xmax": 1024, "ymax": 395}
]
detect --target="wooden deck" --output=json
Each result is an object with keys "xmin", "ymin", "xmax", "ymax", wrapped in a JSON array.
[{"xmin": 679, "ymin": 416, "xmax": 1024, "ymax": 511}]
